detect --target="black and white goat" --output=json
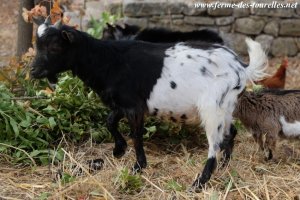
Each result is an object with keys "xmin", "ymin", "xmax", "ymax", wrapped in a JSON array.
[
  {"xmin": 233, "ymin": 89, "xmax": 300, "ymax": 160},
  {"xmin": 31, "ymin": 17, "xmax": 268, "ymax": 189},
  {"xmin": 102, "ymin": 23, "xmax": 224, "ymax": 44}
]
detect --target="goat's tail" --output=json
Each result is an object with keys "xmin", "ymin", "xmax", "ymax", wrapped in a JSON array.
[{"xmin": 245, "ymin": 38, "xmax": 268, "ymax": 84}]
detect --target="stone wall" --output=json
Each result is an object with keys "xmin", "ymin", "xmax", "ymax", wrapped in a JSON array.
[{"xmin": 119, "ymin": 0, "xmax": 300, "ymax": 57}]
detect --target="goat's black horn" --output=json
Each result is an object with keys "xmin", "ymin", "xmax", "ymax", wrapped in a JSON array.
[
  {"xmin": 44, "ymin": 16, "xmax": 51, "ymax": 25},
  {"xmin": 53, "ymin": 19, "xmax": 62, "ymax": 29}
]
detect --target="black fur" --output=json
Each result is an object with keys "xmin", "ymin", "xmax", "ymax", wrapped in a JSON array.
[{"xmin": 102, "ymin": 23, "xmax": 224, "ymax": 44}]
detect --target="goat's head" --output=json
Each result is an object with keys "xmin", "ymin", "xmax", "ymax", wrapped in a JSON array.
[
  {"xmin": 102, "ymin": 23, "xmax": 140, "ymax": 40},
  {"xmin": 31, "ymin": 17, "xmax": 76, "ymax": 82}
]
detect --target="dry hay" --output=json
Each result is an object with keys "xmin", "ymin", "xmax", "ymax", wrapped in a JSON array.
[
  {"xmin": 1, "ymin": 57, "xmax": 300, "ymax": 200},
  {"xmin": 1, "ymin": 129, "xmax": 300, "ymax": 200}
]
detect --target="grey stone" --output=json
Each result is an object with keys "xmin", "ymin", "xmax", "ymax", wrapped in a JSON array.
[
  {"xmin": 233, "ymin": 8, "xmax": 250, "ymax": 17},
  {"xmin": 255, "ymin": 34, "xmax": 274, "ymax": 52},
  {"xmin": 64, "ymin": 11, "xmax": 81, "ymax": 26},
  {"xmin": 85, "ymin": 1, "xmax": 105, "ymax": 19},
  {"xmin": 271, "ymin": 37, "xmax": 298, "ymax": 57},
  {"xmin": 183, "ymin": 4, "xmax": 206, "ymax": 16},
  {"xmin": 215, "ymin": 16, "xmax": 234, "ymax": 26},
  {"xmin": 106, "ymin": 2, "xmax": 123, "ymax": 15},
  {"xmin": 148, "ymin": 21, "xmax": 198, "ymax": 32},
  {"xmin": 172, "ymin": 14, "xmax": 184, "ymax": 19},
  {"xmin": 223, "ymin": 33, "xmax": 248, "ymax": 55},
  {"xmin": 172, "ymin": 19, "xmax": 184, "ymax": 25},
  {"xmin": 124, "ymin": 17, "xmax": 148, "ymax": 28},
  {"xmin": 123, "ymin": 2, "xmax": 166, "ymax": 17},
  {"xmin": 251, "ymin": 8, "xmax": 294, "ymax": 18},
  {"xmin": 296, "ymin": 38, "xmax": 300, "ymax": 51},
  {"xmin": 264, "ymin": 20, "xmax": 279, "ymax": 37},
  {"xmin": 184, "ymin": 16, "xmax": 215, "ymax": 25},
  {"xmin": 235, "ymin": 18, "xmax": 265, "ymax": 35},
  {"xmin": 123, "ymin": 1, "xmax": 186, "ymax": 17},
  {"xmin": 219, "ymin": 25, "xmax": 232, "ymax": 33},
  {"xmin": 198, "ymin": 26, "xmax": 218, "ymax": 33},
  {"xmin": 172, "ymin": 24, "xmax": 198, "ymax": 32},
  {"xmin": 207, "ymin": 7, "xmax": 233, "ymax": 16},
  {"xmin": 279, "ymin": 19, "xmax": 300, "ymax": 36},
  {"xmin": 297, "ymin": 5, "xmax": 300, "ymax": 16}
]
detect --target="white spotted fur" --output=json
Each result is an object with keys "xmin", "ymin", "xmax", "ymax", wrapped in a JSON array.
[
  {"xmin": 279, "ymin": 116, "xmax": 300, "ymax": 137},
  {"xmin": 147, "ymin": 39, "xmax": 267, "ymax": 158}
]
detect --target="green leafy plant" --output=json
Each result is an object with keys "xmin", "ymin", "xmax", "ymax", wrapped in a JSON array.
[
  {"xmin": 87, "ymin": 11, "xmax": 120, "ymax": 39},
  {"xmin": 166, "ymin": 179, "xmax": 185, "ymax": 191},
  {"xmin": 115, "ymin": 167, "xmax": 143, "ymax": 194}
]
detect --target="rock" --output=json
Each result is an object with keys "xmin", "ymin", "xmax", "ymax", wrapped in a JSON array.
[
  {"xmin": 172, "ymin": 24, "xmax": 198, "ymax": 32},
  {"xmin": 219, "ymin": 25, "xmax": 232, "ymax": 33},
  {"xmin": 207, "ymin": 7, "xmax": 233, "ymax": 16},
  {"xmin": 184, "ymin": 16, "xmax": 215, "ymax": 25},
  {"xmin": 271, "ymin": 37, "xmax": 298, "ymax": 57},
  {"xmin": 64, "ymin": 11, "xmax": 82, "ymax": 26},
  {"xmin": 123, "ymin": 1, "xmax": 186, "ymax": 17},
  {"xmin": 233, "ymin": 8, "xmax": 250, "ymax": 17},
  {"xmin": 255, "ymin": 34, "xmax": 274, "ymax": 52},
  {"xmin": 124, "ymin": 17, "xmax": 148, "ymax": 28},
  {"xmin": 223, "ymin": 33, "xmax": 248, "ymax": 55},
  {"xmin": 172, "ymin": 14, "xmax": 184, "ymax": 19},
  {"xmin": 85, "ymin": 1, "xmax": 105, "ymax": 19},
  {"xmin": 264, "ymin": 20, "xmax": 279, "ymax": 37},
  {"xmin": 198, "ymin": 26, "xmax": 218, "ymax": 33},
  {"xmin": 183, "ymin": 3, "xmax": 206, "ymax": 16},
  {"xmin": 235, "ymin": 17, "xmax": 265, "ymax": 35},
  {"xmin": 172, "ymin": 19, "xmax": 184, "ymax": 25},
  {"xmin": 297, "ymin": 6, "xmax": 300, "ymax": 16},
  {"xmin": 251, "ymin": 7, "xmax": 294, "ymax": 18},
  {"xmin": 215, "ymin": 16, "xmax": 234, "ymax": 26},
  {"xmin": 148, "ymin": 21, "xmax": 197, "ymax": 32},
  {"xmin": 106, "ymin": 1, "xmax": 123, "ymax": 15},
  {"xmin": 279, "ymin": 19, "xmax": 300, "ymax": 36}
]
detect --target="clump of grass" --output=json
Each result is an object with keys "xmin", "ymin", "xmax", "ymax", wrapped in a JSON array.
[
  {"xmin": 114, "ymin": 167, "xmax": 143, "ymax": 194},
  {"xmin": 166, "ymin": 179, "xmax": 185, "ymax": 191}
]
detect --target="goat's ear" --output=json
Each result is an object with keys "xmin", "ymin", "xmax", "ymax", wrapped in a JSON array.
[{"xmin": 62, "ymin": 30, "xmax": 75, "ymax": 43}]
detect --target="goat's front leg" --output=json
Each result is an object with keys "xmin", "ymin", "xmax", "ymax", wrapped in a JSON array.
[
  {"xmin": 107, "ymin": 110, "xmax": 127, "ymax": 158},
  {"xmin": 128, "ymin": 113, "xmax": 147, "ymax": 173}
]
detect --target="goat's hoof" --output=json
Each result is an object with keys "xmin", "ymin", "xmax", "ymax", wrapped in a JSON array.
[
  {"xmin": 219, "ymin": 154, "xmax": 231, "ymax": 169},
  {"xmin": 113, "ymin": 146, "xmax": 127, "ymax": 158},
  {"xmin": 190, "ymin": 180, "xmax": 204, "ymax": 193},
  {"xmin": 132, "ymin": 162, "xmax": 146, "ymax": 174},
  {"xmin": 264, "ymin": 149, "xmax": 273, "ymax": 161},
  {"xmin": 113, "ymin": 143, "xmax": 127, "ymax": 158}
]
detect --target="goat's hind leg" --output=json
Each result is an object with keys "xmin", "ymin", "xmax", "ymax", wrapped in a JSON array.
[
  {"xmin": 192, "ymin": 105, "xmax": 227, "ymax": 189},
  {"xmin": 219, "ymin": 123, "xmax": 237, "ymax": 168},
  {"xmin": 107, "ymin": 110, "xmax": 127, "ymax": 158}
]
